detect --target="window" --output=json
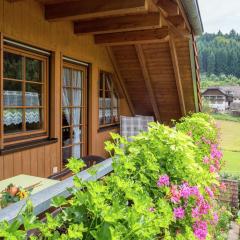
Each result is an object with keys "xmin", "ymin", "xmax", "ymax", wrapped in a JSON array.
[
  {"xmin": 99, "ymin": 71, "xmax": 120, "ymax": 128},
  {"xmin": 3, "ymin": 45, "xmax": 48, "ymax": 143},
  {"xmin": 62, "ymin": 61, "xmax": 87, "ymax": 166}
]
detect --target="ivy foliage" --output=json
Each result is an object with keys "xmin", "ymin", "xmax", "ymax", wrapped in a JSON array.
[{"xmin": 0, "ymin": 113, "xmax": 230, "ymax": 240}]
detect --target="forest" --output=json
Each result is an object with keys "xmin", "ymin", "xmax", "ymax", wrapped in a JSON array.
[{"xmin": 198, "ymin": 30, "xmax": 240, "ymax": 87}]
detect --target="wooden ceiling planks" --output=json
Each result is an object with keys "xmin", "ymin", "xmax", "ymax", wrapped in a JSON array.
[{"xmin": 110, "ymin": 45, "xmax": 154, "ymax": 116}]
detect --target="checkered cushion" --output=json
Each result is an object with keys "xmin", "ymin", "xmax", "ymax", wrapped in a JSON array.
[
  {"xmin": 136, "ymin": 115, "xmax": 154, "ymax": 131},
  {"xmin": 120, "ymin": 115, "xmax": 154, "ymax": 141}
]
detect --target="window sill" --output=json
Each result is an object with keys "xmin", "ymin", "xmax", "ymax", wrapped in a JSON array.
[
  {"xmin": 0, "ymin": 138, "xmax": 58, "ymax": 156},
  {"xmin": 98, "ymin": 123, "xmax": 120, "ymax": 133}
]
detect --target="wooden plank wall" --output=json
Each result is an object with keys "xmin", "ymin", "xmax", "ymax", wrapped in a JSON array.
[
  {"xmin": 0, "ymin": 0, "xmax": 131, "ymax": 180},
  {"xmin": 175, "ymin": 39, "xmax": 195, "ymax": 113},
  {"xmin": 141, "ymin": 42, "xmax": 182, "ymax": 122}
]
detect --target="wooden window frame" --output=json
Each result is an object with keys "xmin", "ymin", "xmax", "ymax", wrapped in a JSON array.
[
  {"xmin": 1, "ymin": 43, "xmax": 49, "ymax": 146},
  {"xmin": 98, "ymin": 70, "xmax": 120, "ymax": 130},
  {"xmin": 61, "ymin": 60, "xmax": 88, "ymax": 168}
]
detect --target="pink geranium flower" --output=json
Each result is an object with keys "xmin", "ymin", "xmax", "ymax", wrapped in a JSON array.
[
  {"xmin": 157, "ymin": 174, "xmax": 170, "ymax": 187},
  {"xmin": 174, "ymin": 207, "xmax": 185, "ymax": 219}
]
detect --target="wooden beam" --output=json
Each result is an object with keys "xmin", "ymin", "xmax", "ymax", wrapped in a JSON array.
[
  {"xmin": 169, "ymin": 37, "xmax": 186, "ymax": 116},
  {"xmin": 135, "ymin": 44, "xmax": 161, "ymax": 122},
  {"xmin": 153, "ymin": 0, "xmax": 179, "ymax": 16},
  {"xmin": 106, "ymin": 47, "xmax": 135, "ymax": 116},
  {"xmin": 45, "ymin": 0, "xmax": 148, "ymax": 21},
  {"xmin": 95, "ymin": 27, "xmax": 169, "ymax": 45},
  {"xmin": 74, "ymin": 13, "xmax": 162, "ymax": 35},
  {"xmin": 175, "ymin": 0, "xmax": 191, "ymax": 32},
  {"xmin": 167, "ymin": 15, "xmax": 184, "ymax": 27}
]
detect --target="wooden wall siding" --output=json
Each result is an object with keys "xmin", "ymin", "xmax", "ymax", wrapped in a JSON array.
[
  {"xmin": 111, "ymin": 45, "xmax": 154, "ymax": 116},
  {"xmin": 141, "ymin": 42, "xmax": 181, "ymax": 123},
  {"xmin": 175, "ymin": 39, "xmax": 195, "ymax": 113},
  {"xmin": 0, "ymin": 143, "xmax": 61, "ymax": 180},
  {"xmin": 0, "ymin": 0, "xmax": 131, "ymax": 180}
]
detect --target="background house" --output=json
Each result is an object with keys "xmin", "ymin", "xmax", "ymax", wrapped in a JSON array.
[{"xmin": 202, "ymin": 86, "xmax": 240, "ymax": 112}]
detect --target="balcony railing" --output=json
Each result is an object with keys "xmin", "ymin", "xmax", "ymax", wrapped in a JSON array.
[{"xmin": 0, "ymin": 158, "xmax": 113, "ymax": 223}]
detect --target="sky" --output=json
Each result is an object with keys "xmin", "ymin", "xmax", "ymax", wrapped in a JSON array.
[{"xmin": 198, "ymin": 0, "xmax": 240, "ymax": 33}]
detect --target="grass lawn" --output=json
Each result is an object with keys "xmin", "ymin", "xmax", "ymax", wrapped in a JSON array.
[{"xmin": 216, "ymin": 119, "xmax": 240, "ymax": 175}]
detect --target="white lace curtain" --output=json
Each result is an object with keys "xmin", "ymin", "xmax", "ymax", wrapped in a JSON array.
[{"xmin": 63, "ymin": 68, "xmax": 82, "ymax": 159}]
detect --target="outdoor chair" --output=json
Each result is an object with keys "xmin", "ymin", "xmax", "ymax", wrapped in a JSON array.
[{"xmin": 120, "ymin": 115, "xmax": 154, "ymax": 142}]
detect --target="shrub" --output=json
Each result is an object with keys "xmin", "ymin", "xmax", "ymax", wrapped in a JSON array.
[{"xmin": 0, "ymin": 113, "xmax": 231, "ymax": 239}]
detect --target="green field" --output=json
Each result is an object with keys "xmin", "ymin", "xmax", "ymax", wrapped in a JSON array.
[{"xmin": 216, "ymin": 120, "xmax": 240, "ymax": 175}]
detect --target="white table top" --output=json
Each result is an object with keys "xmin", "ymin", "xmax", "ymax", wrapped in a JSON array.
[{"xmin": 0, "ymin": 174, "xmax": 59, "ymax": 195}]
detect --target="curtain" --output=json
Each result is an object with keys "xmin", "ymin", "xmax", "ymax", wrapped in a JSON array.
[
  {"xmin": 72, "ymin": 70, "xmax": 82, "ymax": 159},
  {"xmin": 63, "ymin": 68, "xmax": 71, "ymax": 125}
]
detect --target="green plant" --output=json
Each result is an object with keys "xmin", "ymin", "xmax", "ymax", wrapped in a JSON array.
[{"xmin": 0, "ymin": 113, "xmax": 230, "ymax": 239}]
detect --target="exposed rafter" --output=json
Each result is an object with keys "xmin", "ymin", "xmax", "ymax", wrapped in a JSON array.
[
  {"xmin": 152, "ymin": 0, "xmax": 179, "ymax": 16},
  {"xmin": 94, "ymin": 27, "xmax": 169, "ymax": 46},
  {"xmin": 169, "ymin": 37, "xmax": 186, "ymax": 116},
  {"xmin": 106, "ymin": 47, "xmax": 135, "ymax": 116},
  {"xmin": 74, "ymin": 13, "xmax": 162, "ymax": 35},
  {"xmin": 45, "ymin": 0, "xmax": 148, "ymax": 21},
  {"xmin": 135, "ymin": 44, "xmax": 161, "ymax": 122}
]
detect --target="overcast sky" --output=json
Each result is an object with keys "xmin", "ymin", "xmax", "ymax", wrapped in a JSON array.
[{"xmin": 198, "ymin": 0, "xmax": 240, "ymax": 33}]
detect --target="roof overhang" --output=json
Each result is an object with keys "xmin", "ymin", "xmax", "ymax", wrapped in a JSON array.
[{"xmin": 180, "ymin": 0, "xmax": 203, "ymax": 35}]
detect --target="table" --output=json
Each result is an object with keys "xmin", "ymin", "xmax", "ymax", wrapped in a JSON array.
[{"xmin": 0, "ymin": 174, "xmax": 59, "ymax": 195}]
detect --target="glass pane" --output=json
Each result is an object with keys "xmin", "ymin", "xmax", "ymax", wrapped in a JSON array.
[
  {"xmin": 72, "ymin": 144, "xmax": 81, "ymax": 159},
  {"xmin": 26, "ymin": 108, "xmax": 42, "ymax": 131},
  {"xmin": 62, "ymin": 108, "xmax": 71, "ymax": 126},
  {"xmin": 112, "ymin": 91, "xmax": 118, "ymax": 108},
  {"xmin": 26, "ymin": 83, "xmax": 42, "ymax": 106},
  {"xmin": 62, "ymin": 146, "xmax": 72, "ymax": 165},
  {"xmin": 113, "ymin": 108, "xmax": 119, "ymax": 123},
  {"xmin": 62, "ymin": 88, "xmax": 71, "ymax": 107},
  {"xmin": 72, "ymin": 89, "xmax": 82, "ymax": 107},
  {"xmin": 72, "ymin": 127, "xmax": 82, "ymax": 144},
  {"xmin": 3, "ymin": 80, "xmax": 23, "ymax": 106},
  {"xmin": 105, "ymin": 74, "xmax": 112, "ymax": 91},
  {"xmin": 72, "ymin": 108, "xmax": 82, "ymax": 125},
  {"xmin": 105, "ymin": 108, "xmax": 112, "ymax": 124},
  {"xmin": 99, "ymin": 109, "xmax": 104, "ymax": 125},
  {"xmin": 4, "ymin": 109, "xmax": 23, "ymax": 134},
  {"xmin": 3, "ymin": 52, "xmax": 22, "ymax": 80},
  {"xmin": 26, "ymin": 57, "xmax": 42, "ymax": 82},
  {"xmin": 63, "ymin": 68, "xmax": 71, "ymax": 87},
  {"xmin": 99, "ymin": 75, "xmax": 104, "ymax": 90},
  {"xmin": 99, "ymin": 90, "xmax": 104, "ymax": 108},
  {"xmin": 72, "ymin": 70, "xmax": 82, "ymax": 88},
  {"xmin": 105, "ymin": 91, "xmax": 112, "ymax": 108},
  {"xmin": 62, "ymin": 127, "xmax": 71, "ymax": 146}
]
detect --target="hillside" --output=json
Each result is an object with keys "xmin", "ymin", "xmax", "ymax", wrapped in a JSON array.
[{"xmin": 198, "ymin": 30, "xmax": 240, "ymax": 78}]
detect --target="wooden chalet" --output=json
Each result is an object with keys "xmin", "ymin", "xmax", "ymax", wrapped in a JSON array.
[{"xmin": 0, "ymin": 0, "xmax": 203, "ymax": 180}]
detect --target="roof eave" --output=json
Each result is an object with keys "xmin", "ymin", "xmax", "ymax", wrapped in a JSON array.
[{"xmin": 180, "ymin": 0, "xmax": 204, "ymax": 36}]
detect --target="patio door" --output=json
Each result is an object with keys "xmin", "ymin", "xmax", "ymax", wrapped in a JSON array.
[{"xmin": 61, "ymin": 61, "xmax": 87, "ymax": 167}]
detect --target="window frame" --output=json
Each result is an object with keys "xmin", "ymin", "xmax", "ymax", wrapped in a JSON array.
[
  {"xmin": 2, "ymin": 44, "xmax": 49, "ymax": 145},
  {"xmin": 98, "ymin": 70, "xmax": 120, "ymax": 130}
]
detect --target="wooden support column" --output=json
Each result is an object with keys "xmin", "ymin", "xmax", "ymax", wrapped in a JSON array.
[
  {"xmin": 169, "ymin": 36, "xmax": 186, "ymax": 116},
  {"xmin": 135, "ymin": 44, "xmax": 161, "ymax": 122},
  {"xmin": 106, "ymin": 47, "xmax": 135, "ymax": 116},
  {"xmin": 0, "ymin": 33, "xmax": 3, "ymax": 149}
]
